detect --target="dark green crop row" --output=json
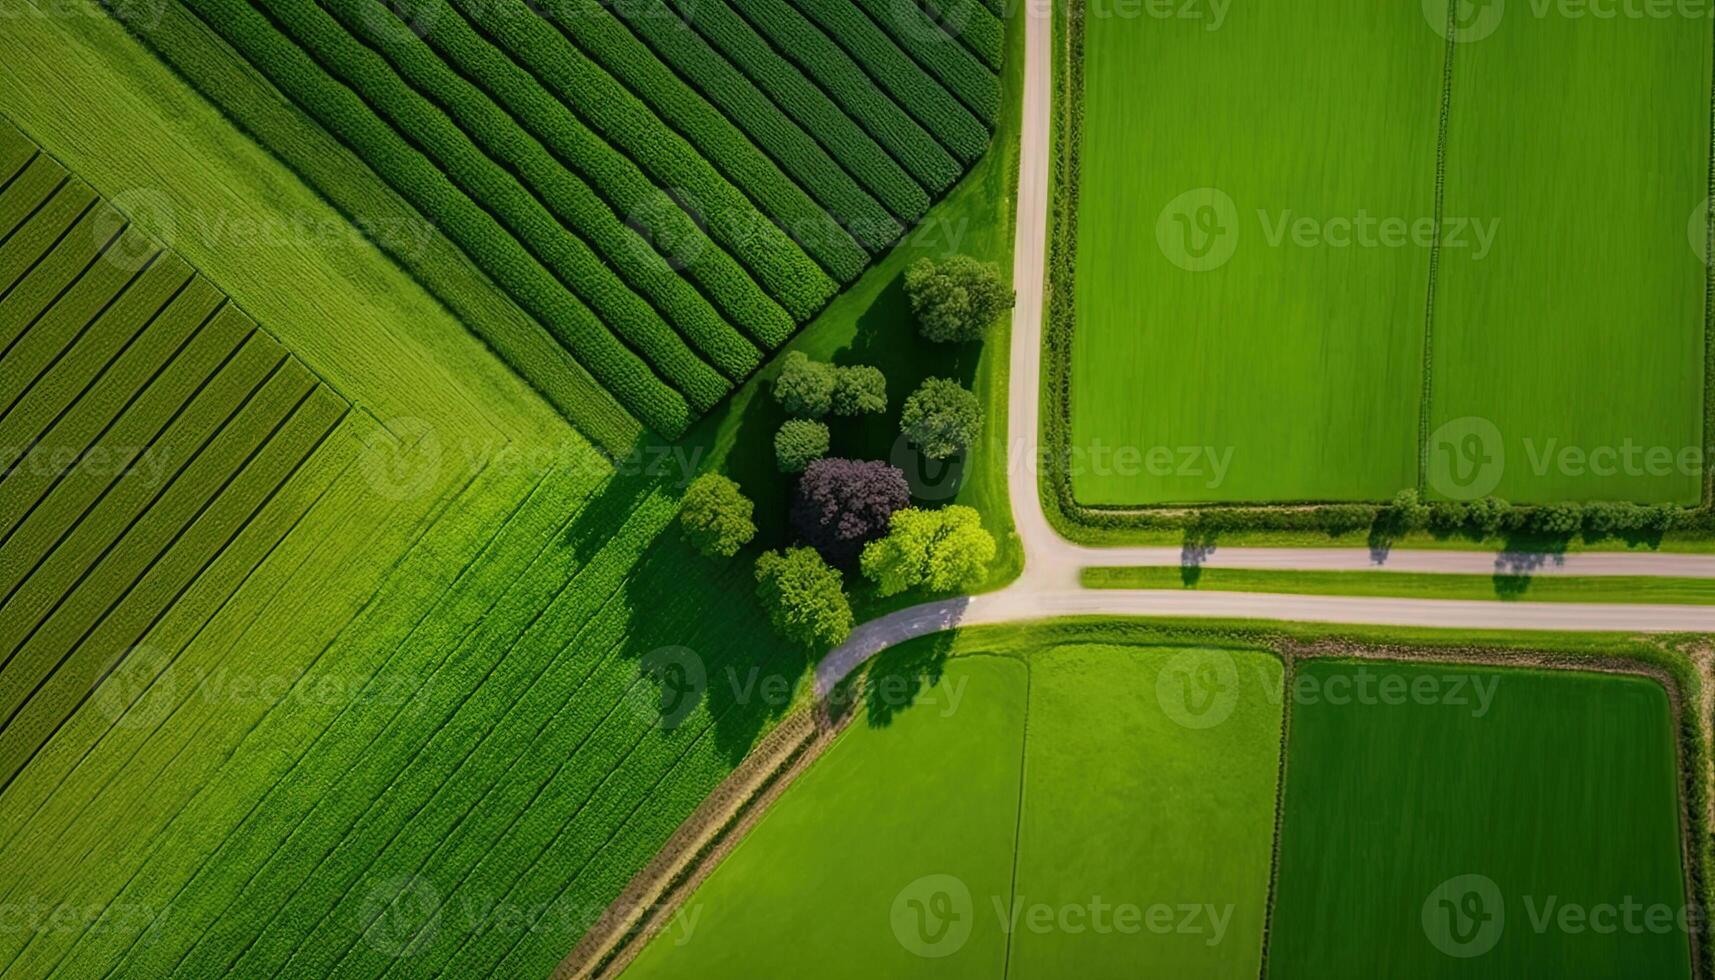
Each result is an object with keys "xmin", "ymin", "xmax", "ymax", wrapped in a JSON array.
[
  {"xmin": 177, "ymin": 0, "xmax": 692, "ymax": 434},
  {"xmin": 786, "ymin": 0, "xmax": 991, "ymax": 162},
  {"xmin": 321, "ymin": 0, "xmax": 763, "ymax": 382},
  {"xmin": 719, "ymin": 0, "xmax": 961, "ymax": 192},
  {"xmin": 446, "ymin": 0, "xmax": 836, "ymax": 326},
  {"xmin": 253, "ymin": 0, "xmax": 730, "ymax": 411},
  {"xmin": 400, "ymin": 0, "xmax": 797, "ymax": 349},
  {"xmin": 587, "ymin": 0, "xmax": 901, "ymax": 254},
  {"xmin": 527, "ymin": 0, "xmax": 870, "ymax": 283},
  {"xmin": 657, "ymin": 0, "xmax": 929, "ymax": 223},
  {"xmin": 849, "ymin": 0, "xmax": 1000, "ymax": 123},
  {"xmin": 920, "ymin": 0, "xmax": 1004, "ymax": 70}
]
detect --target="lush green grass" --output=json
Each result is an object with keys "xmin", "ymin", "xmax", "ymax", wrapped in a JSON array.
[
  {"xmin": 1081, "ymin": 566, "xmax": 1715, "ymax": 605},
  {"xmin": 625, "ymin": 638, "xmax": 1283, "ymax": 978},
  {"xmin": 1070, "ymin": 0, "xmax": 1440, "ymax": 505},
  {"xmin": 1008, "ymin": 643, "xmax": 1282, "ymax": 978},
  {"xmin": 0, "ymin": 6, "xmax": 1026, "ymax": 979},
  {"xmin": 1428, "ymin": 13, "xmax": 1708, "ymax": 506},
  {"xmin": 1270, "ymin": 661, "xmax": 1692, "ymax": 978},
  {"xmin": 624, "ymin": 654, "xmax": 1028, "ymax": 980}
]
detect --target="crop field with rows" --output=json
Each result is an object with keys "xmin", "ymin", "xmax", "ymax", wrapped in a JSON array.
[{"xmin": 105, "ymin": 0, "xmax": 1004, "ymax": 438}]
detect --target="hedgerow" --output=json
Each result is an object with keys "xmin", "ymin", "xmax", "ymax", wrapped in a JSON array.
[
  {"xmin": 406, "ymin": 0, "xmax": 798, "ymax": 347},
  {"xmin": 720, "ymin": 0, "xmax": 961, "ymax": 191},
  {"xmin": 786, "ymin": 0, "xmax": 991, "ymax": 162},
  {"xmin": 589, "ymin": 0, "xmax": 902, "ymax": 253},
  {"xmin": 325, "ymin": 0, "xmax": 763, "ymax": 381},
  {"xmin": 526, "ymin": 0, "xmax": 871, "ymax": 282},
  {"xmin": 178, "ymin": 0, "xmax": 691, "ymax": 434},
  {"xmin": 445, "ymin": 0, "xmax": 836, "ymax": 326},
  {"xmin": 658, "ymin": 0, "xmax": 930, "ymax": 223},
  {"xmin": 250, "ymin": 0, "xmax": 731, "ymax": 411},
  {"xmin": 848, "ymin": 0, "xmax": 1000, "ymax": 124},
  {"xmin": 918, "ymin": 0, "xmax": 1004, "ymax": 71}
]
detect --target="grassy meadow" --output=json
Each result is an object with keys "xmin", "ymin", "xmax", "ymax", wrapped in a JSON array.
[
  {"xmin": 623, "ymin": 638, "xmax": 1284, "ymax": 978},
  {"xmin": 1070, "ymin": 0, "xmax": 1441, "ymax": 505},
  {"xmin": 1269, "ymin": 662, "xmax": 1692, "ymax": 978},
  {"xmin": 1069, "ymin": 0, "xmax": 1711, "ymax": 510},
  {"xmin": 1428, "ymin": 11, "xmax": 1709, "ymax": 506}
]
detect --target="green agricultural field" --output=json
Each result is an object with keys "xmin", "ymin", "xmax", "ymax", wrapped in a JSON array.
[
  {"xmin": 0, "ymin": 0, "xmax": 1026, "ymax": 973},
  {"xmin": 1070, "ymin": 0, "xmax": 1441, "ymax": 505},
  {"xmin": 99, "ymin": 0, "xmax": 1004, "ymax": 437},
  {"xmin": 623, "ymin": 639, "xmax": 1284, "ymax": 978},
  {"xmin": 1068, "ymin": 0, "xmax": 1712, "ymax": 510},
  {"xmin": 1427, "ymin": 12, "xmax": 1709, "ymax": 506},
  {"xmin": 1269, "ymin": 662, "xmax": 1692, "ymax": 978}
]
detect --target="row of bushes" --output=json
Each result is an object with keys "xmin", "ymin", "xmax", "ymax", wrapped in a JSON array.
[
  {"xmin": 525, "ymin": 0, "xmax": 871, "ymax": 283},
  {"xmin": 788, "ymin": 0, "xmax": 992, "ymax": 162},
  {"xmin": 184, "ymin": 0, "xmax": 692, "ymax": 434},
  {"xmin": 450, "ymin": 0, "xmax": 838, "ymax": 326},
  {"xmin": 596, "ymin": 0, "xmax": 904, "ymax": 252},
  {"xmin": 255, "ymin": 0, "xmax": 732, "ymax": 411},
  {"xmin": 849, "ymin": 0, "xmax": 1000, "ymax": 123},
  {"xmin": 404, "ymin": 0, "xmax": 799, "ymax": 350},
  {"xmin": 328, "ymin": 0, "xmax": 764, "ymax": 383},
  {"xmin": 917, "ymin": 0, "xmax": 1005, "ymax": 71},
  {"xmin": 661, "ymin": 0, "xmax": 931, "ymax": 223},
  {"xmin": 721, "ymin": 0, "xmax": 962, "ymax": 192}
]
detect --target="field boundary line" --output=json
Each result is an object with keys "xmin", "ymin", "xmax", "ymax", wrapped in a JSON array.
[
  {"xmin": 1702, "ymin": 8, "xmax": 1715, "ymax": 510},
  {"xmin": 999, "ymin": 657, "xmax": 1031, "ymax": 980},
  {"xmin": 1255, "ymin": 652, "xmax": 1293, "ymax": 980},
  {"xmin": 1415, "ymin": 0, "xmax": 1458, "ymax": 491}
]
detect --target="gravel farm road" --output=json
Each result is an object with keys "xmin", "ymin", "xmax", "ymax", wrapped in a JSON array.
[{"xmin": 815, "ymin": 0, "xmax": 1715, "ymax": 697}]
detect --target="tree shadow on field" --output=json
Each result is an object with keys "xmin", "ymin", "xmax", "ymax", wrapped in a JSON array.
[
  {"xmin": 616, "ymin": 526, "xmax": 812, "ymax": 766},
  {"xmin": 1491, "ymin": 574, "xmax": 1533, "ymax": 600},
  {"xmin": 859, "ymin": 630, "xmax": 957, "ymax": 729}
]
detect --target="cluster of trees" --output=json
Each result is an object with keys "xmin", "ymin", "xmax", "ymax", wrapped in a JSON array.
[{"xmin": 674, "ymin": 255, "xmax": 1012, "ymax": 651}]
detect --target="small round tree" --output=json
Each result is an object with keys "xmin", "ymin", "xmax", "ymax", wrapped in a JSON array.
[
  {"xmin": 790, "ymin": 458, "xmax": 911, "ymax": 567},
  {"xmin": 678, "ymin": 473, "xmax": 756, "ymax": 558},
  {"xmin": 774, "ymin": 419, "xmax": 830, "ymax": 474},
  {"xmin": 754, "ymin": 547, "xmax": 853, "ymax": 648},
  {"xmin": 772, "ymin": 351, "xmax": 835, "ymax": 418},
  {"xmin": 861, "ymin": 505, "xmax": 996, "ymax": 597},
  {"xmin": 901, "ymin": 378, "xmax": 982, "ymax": 460},
  {"xmin": 904, "ymin": 255, "xmax": 1015, "ymax": 343},
  {"xmin": 831, "ymin": 365, "xmax": 887, "ymax": 416}
]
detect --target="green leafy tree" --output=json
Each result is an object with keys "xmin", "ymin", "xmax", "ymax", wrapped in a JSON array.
[
  {"xmin": 1383, "ymin": 489, "xmax": 1429, "ymax": 533},
  {"xmin": 901, "ymin": 378, "xmax": 982, "ymax": 460},
  {"xmin": 774, "ymin": 419, "xmax": 830, "ymax": 474},
  {"xmin": 905, "ymin": 255, "xmax": 1014, "ymax": 343},
  {"xmin": 861, "ymin": 506, "xmax": 996, "ymax": 596},
  {"xmin": 754, "ymin": 547, "xmax": 853, "ymax": 648},
  {"xmin": 831, "ymin": 365, "xmax": 888, "ymax": 416},
  {"xmin": 678, "ymin": 473, "xmax": 756, "ymax": 558},
  {"xmin": 1468, "ymin": 495, "xmax": 1512, "ymax": 536},
  {"xmin": 773, "ymin": 351, "xmax": 835, "ymax": 418},
  {"xmin": 1529, "ymin": 502, "xmax": 1583, "ymax": 536}
]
